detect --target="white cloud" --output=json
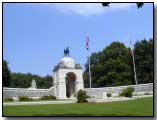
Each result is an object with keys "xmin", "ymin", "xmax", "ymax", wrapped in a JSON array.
[{"xmin": 52, "ymin": 3, "xmax": 135, "ymax": 16}]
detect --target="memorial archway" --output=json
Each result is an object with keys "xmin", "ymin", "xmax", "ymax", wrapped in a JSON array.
[{"xmin": 66, "ymin": 72, "xmax": 76, "ymax": 98}]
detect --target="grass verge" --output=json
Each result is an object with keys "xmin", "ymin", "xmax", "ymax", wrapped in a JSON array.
[{"xmin": 3, "ymin": 97, "xmax": 153, "ymax": 116}]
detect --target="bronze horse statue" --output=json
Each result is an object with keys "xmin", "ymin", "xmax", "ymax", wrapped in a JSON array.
[{"xmin": 64, "ymin": 47, "xmax": 70, "ymax": 57}]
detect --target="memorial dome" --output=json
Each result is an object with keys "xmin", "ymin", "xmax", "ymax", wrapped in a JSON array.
[{"xmin": 59, "ymin": 56, "xmax": 75, "ymax": 68}]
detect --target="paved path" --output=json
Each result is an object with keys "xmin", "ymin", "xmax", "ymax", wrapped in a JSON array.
[
  {"xmin": 88, "ymin": 95, "xmax": 153, "ymax": 103},
  {"xmin": 3, "ymin": 100, "xmax": 77, "ymax": 106},
  {"xmin": 3, "ymin": 95, "xmax": 152, "ymax": 106}
]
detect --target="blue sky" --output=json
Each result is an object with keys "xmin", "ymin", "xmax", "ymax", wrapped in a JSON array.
[{"xmin": 3, "ymin": 3, "xmax": 153, "ymax": 76}]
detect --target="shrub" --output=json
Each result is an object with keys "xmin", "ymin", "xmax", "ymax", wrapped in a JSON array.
[
  {"xmin": 77, "ymin": 89, "xmax": 88, "ymax": 103},
  {"xmin": 107, "ymin": 93, "xmax": 112, "ymax": 97},
  {"xmin": 4, "ymin": 97, "xmax": 14, "ymax": 102},
  {"xmin": 119, "ymin": 87, "xmax": 135, "ymax": 98},
  {"xmin": 40, "ymin": 96, "xmax": 56, "ymax": 100},
  {"xmin": 144, "ymin": 92, "xmax": 150, "ymax": 95},
  {"xmin": 19, "ymin": 96, "xmax": 33, "ymax": 101}
]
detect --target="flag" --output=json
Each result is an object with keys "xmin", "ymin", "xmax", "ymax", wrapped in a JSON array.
[{"xmin": 86, "ymin": 36, "xmax": 89, "ymax": 50}]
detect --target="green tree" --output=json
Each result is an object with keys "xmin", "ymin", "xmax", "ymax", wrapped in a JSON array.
[
  {"xmin": 10, "ymin": 73, "xmax": 32, "ymax": 88},
  {"xmin": 84, "ymin": 39, "xmax": 153, "ymax": 88},
  {"xmin": 84, "ymin": 42, "xmax": 133, "ymax": 88},
  {"xmin": 10, "ymin": 73, "xmax": 53, "ymax": 88},
  {"xmin": 36, "ymin": 75, "xmax": 53, "ymax": 89},
  {"xmin": 3, "ymin": 60, "xmax": 11, "ymax": 87},
  {"xmin": 134, "ymin": 39, "xmax": 153, "ymax": 84}
]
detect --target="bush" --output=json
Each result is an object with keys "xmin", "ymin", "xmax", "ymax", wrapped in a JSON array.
[
  {"xmin": 19, "ymin": 96, "xmax": 33, "ymax": 101},
  {"xmin": 4, "ymin": 97, "xmax": 14, "ymax": 102},
  {"xmin": 77, "ymin": 89, "xmax": 88, "ymax": 103},
  {"xmin": 144, "ymin": 92, "xmax": 150, "ymax": 95},
  {"xmin": 40, "ymin": 96, "xmax": 56, "ymax": 100},
  {"xmin": 119, "ymin": 87, "xmax": 135, "ymax": 98},
  {"xmin": 107, "ymin": 93, "xmax": 112, "ymax": 97}
]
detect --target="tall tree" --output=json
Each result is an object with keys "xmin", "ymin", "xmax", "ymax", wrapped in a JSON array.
[
  {"xmin": 84, "ymin": 42, "xmax": 133, "ymax": 88},
  {"xmin": 3, "ymin": 60, "xmax": 11, "ymax": 87},
  {"xmin": 134, "ymin": 39, "xmax": 153, "ymax": 84},
  {"xmin": 84, "ymin": 39, "xmax": 153, "ymax": 88}
]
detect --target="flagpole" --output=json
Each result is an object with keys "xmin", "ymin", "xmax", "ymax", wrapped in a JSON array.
[
  {"xmin": 86, "ymin": 35, "xmax": 92, "ymax": 101},
  {"xmin": 88, "ymin": 51, "xmax": 92, "ymax": 89},
  {"xmin": 131, "ymin": 48, "xmax": 138, "ymax": 98},
  {"xmin": 88, "ymin": 48, "xmax": 92, "ymax": 102}
]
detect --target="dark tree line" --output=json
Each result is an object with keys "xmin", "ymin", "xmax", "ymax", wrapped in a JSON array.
[
  {"xmin": 10, "ymin": 73, "xmax": 53, "ymax": 89},
  {"xmin": 84, "ymin": 39, "xmax": 153, "ymax": 88},
  {"xmin": 134, "ymin": 39, "xmax": 153, "ymax": 84},
  {"xmin": 3, "ymin": 61, "xmax": 53, "ymax": 89},
  {"xmin": 3, "ymin": 60, "xmax": 11, "ymax": 87}
]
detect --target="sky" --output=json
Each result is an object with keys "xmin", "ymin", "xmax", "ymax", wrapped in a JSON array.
[{"xmin": 3, "ymin": 3, "xmax": 153, "ymax": 76}]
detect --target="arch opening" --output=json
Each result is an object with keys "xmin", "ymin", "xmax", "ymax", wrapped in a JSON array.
[{"xmin": 65, "ymin": 72, "xmax": 76, "ymax": 98}]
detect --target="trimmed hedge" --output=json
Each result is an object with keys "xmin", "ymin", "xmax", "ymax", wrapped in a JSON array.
[
  {"xmin": 107, "ymin": 93, "xmax": 112, "ymax": 97},
  {"xmin": 4, "ymin": 97, "xmax": 14, "ymax": 102},
  {"xmin": 40, "ymin": 96, "xmax": 56, "ymax": 100},
  {"xmin": 144, "ymin": 92, "xmax": 150, "ymax": 95},
  {"xmin": 19, "ymin": 96, "xmax": 33, "ymax": 101},
  {"xmin": 77, "ymin": 89, "xmax": 88, "ymax": 103},
  {"xmin": 119, "ymin": 87, "xmax": 135, "ymax": 98}
]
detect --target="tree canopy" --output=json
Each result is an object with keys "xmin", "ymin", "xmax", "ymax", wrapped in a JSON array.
[
  {"xmin": 102, "ymin": 2, "xmax": 144, "ymax": 9},
  {"xmin": 2, "ymin": 60, "xmax": 53, "ymax": 89},
  {"xmin": 134, "ymin": 39, "xmax": 153, "ymax": 84},
  {"xmin": 10, "ymin": 73, "xmax": 53, "ymax": 89},
  {"xmin": 3, "ymin": 60, "xmax": 11, "ymax": 87},
  {"xmin": 84, "ymin": 39, "xmax": 153, "ymax": 88}
]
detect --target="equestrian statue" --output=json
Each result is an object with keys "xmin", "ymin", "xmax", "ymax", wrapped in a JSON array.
[{"xmin": 64, "ymin": 47, "xmax": 70, "ymax": 57}]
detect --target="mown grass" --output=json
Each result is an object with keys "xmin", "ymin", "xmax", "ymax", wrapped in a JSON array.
[{"xmin": 3, "ymin": 97, "xmax": 153, "ymax": 116}]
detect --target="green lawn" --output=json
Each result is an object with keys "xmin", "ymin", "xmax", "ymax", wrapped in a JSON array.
[{"xmin": 3, "ymin": 97, "xmax": 153, "ymax": 116}]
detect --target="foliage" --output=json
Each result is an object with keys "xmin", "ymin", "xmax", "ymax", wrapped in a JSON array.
[
  {"xmin": 144, "ymin": 92, "xmax": 150, "ymax": 95},
  {"xmin": 102, "ymin": 2, "xmax": 110, "ymax": 7},
  {"xmin": 119, "ymin": 87, "xmax": 135, "ymax": 98},
  {"xmin": 136, "ymin": 3, "xmax": 144, "ymax": 9},
  {"xmin": 107, "ymin": 93, "xmax": 112, "ymax": 97},
  {"xmin": 40, "ymin": 96, "xmax": 56, "ymax": 100},
  {"xmin": 3, "ymin": 97, "xmax": 153, "ymax": 116},
  {"xmin": 3, "ymin": 97, "xmax": 14, "ymax": 102},
  {"xmin": 102, "ymin": 2, "xmax": 144, "ymax": 9},
  {"xmin": 84, "ymin": 39, "xmax": 153, "ymax": 88},
  {"xmin": 3, "ymin": 60, "xmax": 11, "ymax": 87},
  {"xmin": 77, "ymin": 89, "xmax": 88, "ymax": 103},
  {"xmin": 10, "ymin": 73, "xmax": 53, "ymax": 89},
  {"xmin": 134, "ymin": 39, "xmax": 153, "ymax": 84},
  {"xmin": 19, "ymin": 96, "xmax": 33, "ymax": 101},
  {"xmin": 84, "ymin": 42, "xmax": 133, "ymax": 88}
]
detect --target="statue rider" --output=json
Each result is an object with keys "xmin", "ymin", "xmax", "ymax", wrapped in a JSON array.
[{"xmin": 64, "ymin": 47, "xmax": 70, "ymax": 57}]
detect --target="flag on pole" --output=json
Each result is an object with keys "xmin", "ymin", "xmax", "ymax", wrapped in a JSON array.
[{"xmin": 86, "ymin": 36, "xmax": 89, "ymax": 50}]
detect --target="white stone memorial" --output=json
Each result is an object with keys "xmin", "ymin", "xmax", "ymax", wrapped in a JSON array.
[
  {"xmin": 53, "ymin": 47, "xmax": 84, "ymax": 99},
  {"xmin": 29, "ymin": 79, "xmax": 37, "ymax": 89}
]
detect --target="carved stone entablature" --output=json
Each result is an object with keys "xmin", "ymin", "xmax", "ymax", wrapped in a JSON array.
[{"xmin": 75, "ymin": 64, "xmax": 82, "ymax": 69}]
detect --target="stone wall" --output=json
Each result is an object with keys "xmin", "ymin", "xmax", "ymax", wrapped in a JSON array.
[
  {"xmin": 85, "ymin": 83, "xmax": 153, "ymax": 99},
  {"xmin": 3, "ymin": 83, "xmax": 153, "ymax": 99},
  {"xmin": 3, "ymin": 87, "xmax": 54, "ymax": 98}
]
